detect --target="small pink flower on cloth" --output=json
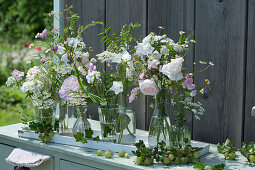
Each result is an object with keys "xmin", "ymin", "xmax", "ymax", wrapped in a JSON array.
[{"xmin": 6, "ymin": 148, "xmax": 51, "ymax": 168}]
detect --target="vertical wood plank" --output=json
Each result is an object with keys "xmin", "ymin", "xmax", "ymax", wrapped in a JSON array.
[
  {"xmin": 147, "ymin": 0, "xmax": 195, "ymax": 130},
  {"xmin": 66, "ymin": 0, "xmax": 105, "ymax": 120},
  {"xmin": 244, "ymin": 0, "xmax": 255, "ymax": 143},
  {"xmin": 193, "ymin": 0, "xmax": 246, "ymax": 147},
  {"xmin": 106, "ymin": 0, "xmax": 147, "ymax": 130}
]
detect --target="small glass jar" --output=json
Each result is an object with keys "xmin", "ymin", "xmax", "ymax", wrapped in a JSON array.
[
  {"xmin": 59, "ymin": 104, "xmax": 77, "ymax": 136},
  {"xmin": 98, "ymin": 107, "xmax": 118, "ymax": 142},
  {"xmin": 35, "ymin": 105, "xmax": 56, "ymax": 130}
]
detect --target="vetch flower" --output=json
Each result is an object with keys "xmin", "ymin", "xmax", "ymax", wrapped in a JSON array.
[
  {"xmin": 139, "ymin": 79, "xmax": 159, "ymax": 96},
  {"xmin": 110, "ymin": 81, "xmax": 123, "ymax": 95},
  {"xmin": 161, "ymin": 57, "xmax": 184, "ymax": 81},
  {"xmin": 38, "ymin": 29, "xmax": 48, "ymax": 38},
  {"xmin": 182, "ymin": 77, "xmax": 195, "ymax": 90}
]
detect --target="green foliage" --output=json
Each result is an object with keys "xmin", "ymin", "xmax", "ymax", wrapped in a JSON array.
[
  {"xmin": 217, "ymin": 139, "xmax": 237, "ymax": 160},
  {"xmin": 132, "ymin": 140, "xmax": 203, "ymax": 166},
  {"xmin": 73, "ymin": 128, "xmax": 100, "ymax": 144},
  {"xmin": 241, "ymin": 141, "xmax": 255, "ymax": 165},
  {"xmin": 193, "ymin": 162, "xmax": 227, "ymax": 170},
  {"xmin": 0, "ymin": 86, "xmax": 24, "ymax": 109},
  {"xmin": 0, "ymin": 0, "xmax": 53, "ymax": 43}
]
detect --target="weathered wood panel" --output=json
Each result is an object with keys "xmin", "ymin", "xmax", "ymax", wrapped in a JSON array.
[
  {"xmin": 67, "ymin": 0, "xmax": 105, "ymax": 120},
  {"xmin": 147, "ymin": 0, "xmax": 195, "ymax": 130},
  {"xmin": 106, "ymin": 0, "xmax": 147, "ymax": 130},
  {"xmin": 244, "ymin": 0, "xmax": 255, "ymax": 143},
  {"xmin": 193, "ymin": 0, "xmax": 246, "ymax": 146}
]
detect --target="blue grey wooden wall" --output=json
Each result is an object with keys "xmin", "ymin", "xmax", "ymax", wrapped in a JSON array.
[{"xmin": 65, "ymin": 0, "xmax": 255, "ymax": 146}]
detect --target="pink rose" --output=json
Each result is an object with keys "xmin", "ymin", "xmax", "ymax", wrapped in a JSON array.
[
  {"xmin": 139, "ymin": 79, "xmax": 159, "ymax": 96},
  {"xmin": 148, "ymin": 59, "xmax": 160, "ymax": 69}
]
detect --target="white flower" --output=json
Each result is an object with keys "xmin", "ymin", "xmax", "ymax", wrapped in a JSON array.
[
  {"xmin": 151, "ymin": 51, "xmax": 161, "ymax": 60},
  {"xmin": 86, "ymin": 71, "xmax": 101, "ymax": 84},
  {"xmin": 148, "ymin": 59, "xmax": 160, "ymax": 69},
  {"xmin": 135, "ymin": 43, "xmax": 154, "ymax": 56},
  {"xmin": 61, "ymin": 53, "xmax": 69, "ymax": 64},
  {"xmin": 161, "ymin": 57, "xmax": 184, "ymax": 81},
  {"xmin": 110, "ymin": 81, "xmax": 123, "ymax": 95},
  {"xmin": 160, "ymin": 45, "xmax": 169, "ymax": 54},
  {"xmin": 96, "ymin": 51, "xmax": 121, "ymax": 63},
  {"xmin": 121, "ymin": 52, "xmax": 131, "ymax": 62},
  {"xmin": 57, "ymin": 46, "xmax": 65, "ymax": 55},
  {"xmin": 179, "ymin": 31, "xmax": 185, "ymax": 35},
  {"xmin": 6, "ymin": 77, "xmax": 16, "ymax": 87},
  {"xmin": 90, "ymin": 58, "xmax": 97, "ymax": 63},
  {"xmin": 209, "ymin": 61, "xmax": 214, "ymax": 66}
]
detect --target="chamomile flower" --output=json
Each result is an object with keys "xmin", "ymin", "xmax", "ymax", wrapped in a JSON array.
[
  {"xmin": 158, "ymin": 26, "xmax": 164, "ymax": 29},
  {"xmin": 199, "ymin": 61, "xmax": 207, "ymax": 64},
  {"xmin": 190, "ymin": 39, "xmax": 196, "ymax": 43},
  {"xmin": 205, "ymin": 79, "xmax": 210, "ymax": 85},
  {"xmin": 179, "ymin": 31, "xmax": 185, "ymax": 35},
  {"xmin": 101, "ymin": 99, "xmax": 107, "ymax": 106},
  {"xmin": 199, "ymin": 88, "xmax": 205, "ymax": 94},
  {"xmin": 182, "ymin": 44, "xmax": 188, "ymax": 48},
  {"xmin": 26, "ymin": 61, "xmax": 31, "ymax": 64},
  {"xmin": 209, "ymin": 61, "xmax": 214, "ymax": 66}
]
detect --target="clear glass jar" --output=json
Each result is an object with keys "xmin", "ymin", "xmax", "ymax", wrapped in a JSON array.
[
  {"xmin": 35, "ymin": 105, "xmax": 56, "ymax": 130},
  {"xmin": 169, "ymin": 119, "xmax": 191, "ymax": 148},
  {"xmin": 72, "ymin": 105, "xmax": 91, "ymax": 135},
  {"xmin": 148, "ymin": 93, "xmax": 171, "ymax": 148},
  {"xmin": 98, "ymin": 107, "xmax": 118, "ymax": 142},
  {"xmin": 58, "ymin": 104, "xmax": 79, "ymax": 136}
]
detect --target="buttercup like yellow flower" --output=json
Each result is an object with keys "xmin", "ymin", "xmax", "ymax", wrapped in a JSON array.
[
  {"xmin": 89, "ymin": 47, "xmax": 93, "ymax": 51},
  {"xmin": 72, "ymin": 56, "xmax": 74, "ymax": 59},
  {"xmin": 149, "ymin": 58, "xmax": 153, "ymax": 61},
  {"xmin": 59, "ymin": 43, "xmax": 62, "ymax": 45},
  {"xmin": 47, "ymin": 60, "xmax": 50, "ymax": 63},
  {"xmin": 135, "ymin": 61, "xmax": 139, "ymax": 64},
  {"xmin": 186, "ymin": 38, "xmax": 189, "ymax": 41},
  {"xmin": 148, "ymin": 53, "xmax": 151, "ymax": 56}
]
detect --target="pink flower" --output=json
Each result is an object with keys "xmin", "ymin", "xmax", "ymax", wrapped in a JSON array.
[
  {"xmin": 129, "ymin": 88, "xmax": 139, "ymax": 103},
  {"xmin": 148, "ymin": 59, "xmax": 160, "ymax": 69},
  {"xmin": 38, "ymin": 28, "xmax": 48, "ymax": 38},
  {"xmin": 182, "ymin": 77, "xmax": 195, "ymax": 90},
  {"xmin": 59, "ymin": 75, "xmax": 80, "ymax": 101},
  {"xmin": 139, "ymin": 79, "xmax": 159, "ymax": 96},
  {"xmin": 11, "ymin": 70, "xmax": 24, "ymax": 81},
  {"xmin": 51, "ymin": 26, "xmax": 60, "ymax": 34}
]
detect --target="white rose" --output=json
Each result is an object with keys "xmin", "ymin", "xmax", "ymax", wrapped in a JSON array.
[
  {"xmin": 110, "ymin": 81, "xmax": 123, "ymax": 95},
  {"xmin": 161, "ymin": 57, "xmax": 184, "ymax": 81},
  {"xmin": 148, "ymin": 59, "xmax": 160, "ymax": 69}
]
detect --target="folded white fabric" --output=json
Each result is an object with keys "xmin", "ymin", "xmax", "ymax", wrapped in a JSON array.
[{"xmin": 6, "ymin": 148, "xmax": 51, "ymax": 167}]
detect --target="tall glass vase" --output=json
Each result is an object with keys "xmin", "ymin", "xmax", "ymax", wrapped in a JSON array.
[
  {"xmin": 169, "ymin": 102, "xmax": 191, "ymax": 148},
  {"xmin": 148, "ymin": 93, "xmax": 171, "ymax": 148},
  {"xmin": 98, "ymin": 107, "xmax": 118, "ymax": 142},
  {"xmin": 117, "ymin": 93, "xmax": 136, "ymax": 144},
  {"xmin": 72, "ymin": 105, "xmax": 91, "ymax": 135}
]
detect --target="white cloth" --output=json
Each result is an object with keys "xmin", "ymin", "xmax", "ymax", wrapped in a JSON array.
[{"xmin": 6, "ymin": 148, "xmax": 51, "ymax": 167}]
